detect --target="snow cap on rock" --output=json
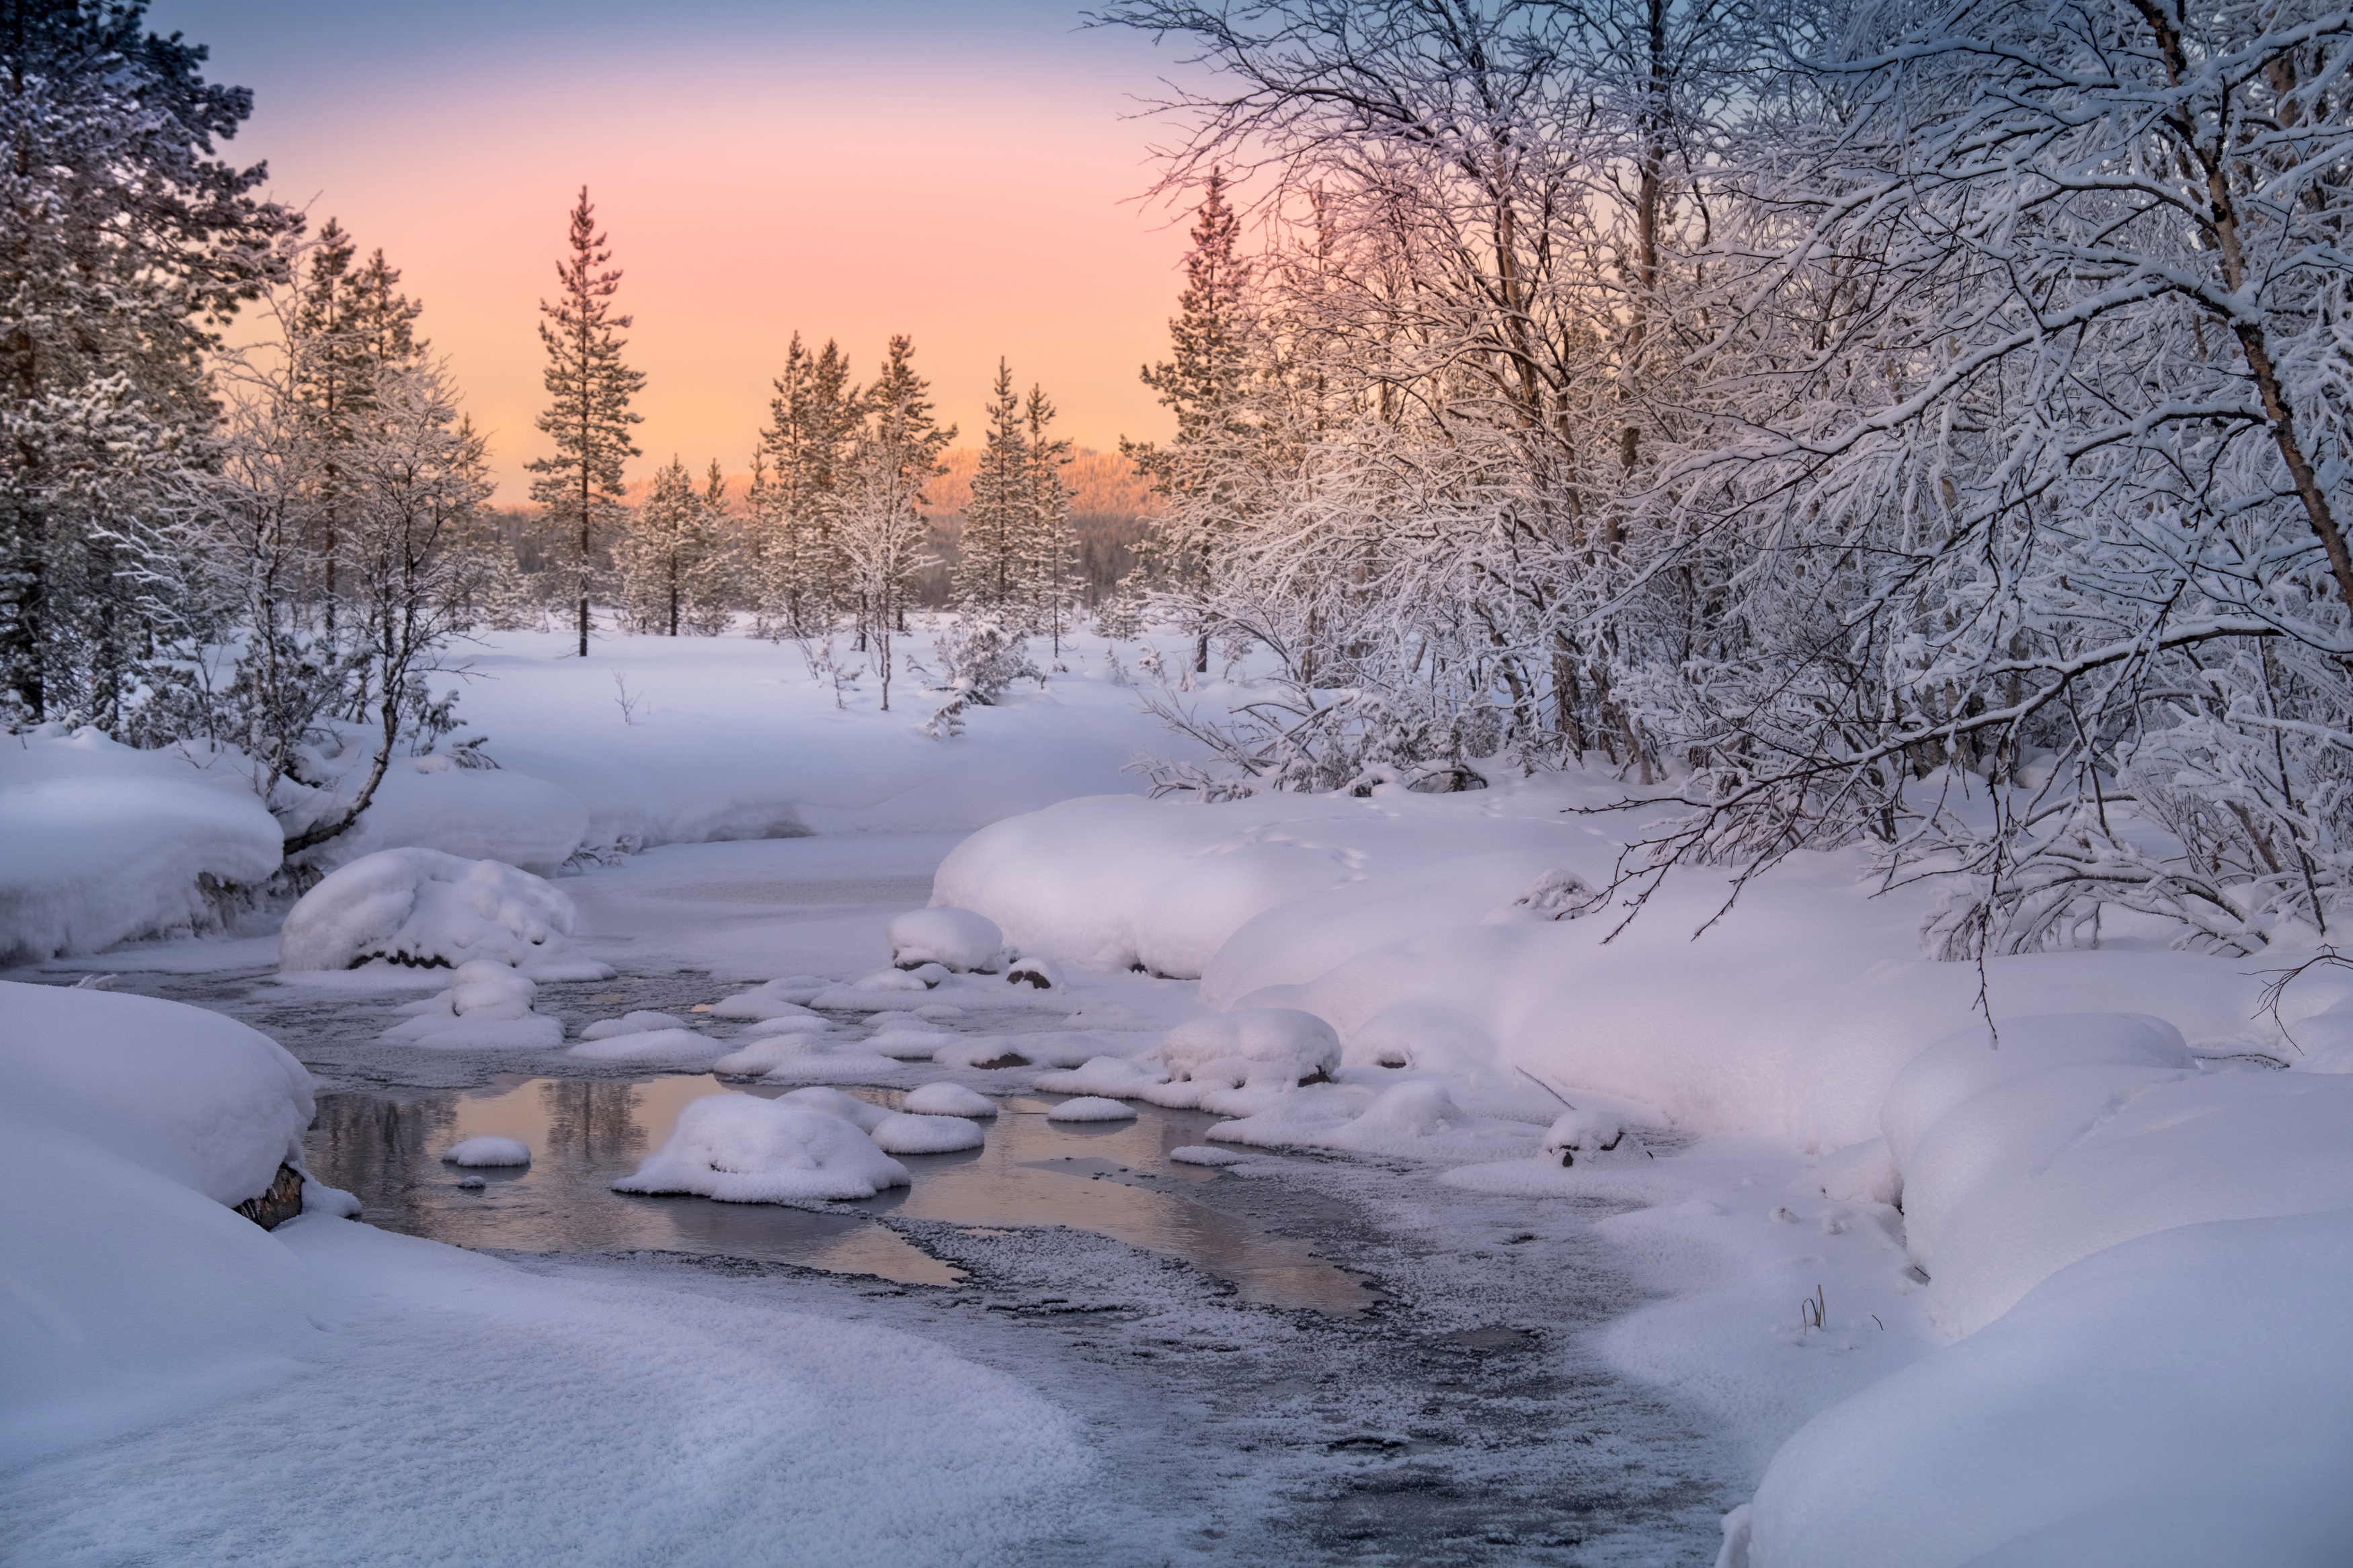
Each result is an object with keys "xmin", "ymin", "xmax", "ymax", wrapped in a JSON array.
[
  {"xmin": 887, "ymin": 906, "xmax": 1004, "ymax": 973},
  {"xmin": 1161, "ymin": 1008, "xmax": 1341, "ymax": 1084},
  {"xmin": 278, "ymin": 848, "xmax": 611, "ymax": 979},
  {"xmin": 612, "ymin": 1094, "xmax": 908, "ymax": 1203}
]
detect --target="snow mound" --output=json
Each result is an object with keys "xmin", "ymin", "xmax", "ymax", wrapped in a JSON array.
[
  {"xmin": 1542, "ymin": 1106, "xmax": 1648, "ymax": 1167},
  {"xmin": 1160, "ymin": 1008, "xmax": 1340, "ymax": 1084},
  {"xmin": 381, "ymin": 960, "xmax": 567, "ymax": 1050},
  {"xmin": 903, "ymin": 1081, "xmax": 997, "ymax": 1118},
  {"xmin": 811, "ymin": 972, "xmax": 930, "ymax": 1008},
  {"xmin": 713, "ymin": 1037, "xmax": 822, "ymax": 1077},
  {"xmin": 565, "ymin": 1028, "xmax": 724, "ymax": 1066},
  {"xmin": 578, "ymin": 1009, "xmax": 691, "ymax": 1039},
  {"xmin": 740, "ymin": 1012, "xmax": 830, "ymax": 1038},
  {"xmin": 0, "ymin": 774, "xmax": 282, "ymax": 964},
  {"xmin": 279, "ymin": 849, "xmax": 610, "ymax": 980},
  {"xmin": 1, "ymin": 981, "xmax": 321, "ymax": 1464},
  {"xmin": 709, "ymin": 977, "xmax": 830, "ymax": 1019},
  {"xmin": 1033, "ymin": 1055, "xmax": 1169, "ymax": 1098},
  {"xmin": 868, "ymin": 1026, "xmax": 949, "ymax": 1060},
  {"xmin": 1169, "ymin": 1145, "xmax": 1247, "ymax": 1167},
  {"xmin": 779, "ymin": 1086, "xmax": 891, "ymax": 1132},
  {"xmin": 1813, "ymin": 1138, "xmax": 1901, "ymax": 1206},
  {"xmin": 869, "ymin": 1111, "xmax": 986, "ymax": 1153},
  {"xmin": 611, "ymin": 1094, "xmax": 908, "ymax": 1203},
  {"xmin": 887, "ymin": 906, "xmax": 1003, "ymax": 972},
  {"xmin": 441, "ymin": 1136, "xmax": 530, "ymax": 1168},
  {"xmin": 1046, "ymin": 1096, "xmax": 1136, "ymax": 1122},
  {"xmin": 752, "ymin": 1052, "xmax": 908, "ymax": 1083},
  {"xmin": 1004, "ymin": 955, "xmax": 1062, "ymax": 990},
  {"xmin": 1211, "ymin": 1080, "xmax": 1544, "ymax": 1161}
]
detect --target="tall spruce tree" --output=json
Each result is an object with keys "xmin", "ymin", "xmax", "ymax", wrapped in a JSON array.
[
  {"xmin": 526, "ymin": 186, "xmax": 643, "ymax": 657},
  {"xmin": 954, "ymin": 359, "xmax": 1029, "ymax": 616},
  {"xmin": 838, "ymin": 335, "xmax": 953, "ymax": 705},
  {"xmin": 751, "ymin": 332, "xmax": 859, "ymax": 636},
  {"xmin": 1022, "ymin": 382, "xmax": 1076, "ymax": 656},
  {"xmin": 1123, "ymin": 169, "xmax": 1258, "ymax": 671},
  {"xmin": 1, "ymin": 0, "xmax": 292, "ymax": 729},
  {"xmin": 615, "ymin": 454, "xmax": 731, "ymax": 636}
]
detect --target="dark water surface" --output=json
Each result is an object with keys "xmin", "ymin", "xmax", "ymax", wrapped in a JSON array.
[{"xmin": 306, "ymin": 1075, "xmax": 1383, "ymax": 1314}]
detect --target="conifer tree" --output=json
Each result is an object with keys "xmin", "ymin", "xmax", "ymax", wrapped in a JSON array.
[
  {"xmin": 751, "ymin": 332, "xmax": 858, "ymax": 634},
  {"xmin": 0, "ymin": 0, "xmax": 293, "ymax": 728},
  {"xmin": 838, "ymin": 335, "xmax": 953, "ymax": 705},
  {"xmin": 526, "ymin": 187, "xmax": 644, "ymax": 658},
  {"xmin": 953, "ymin": 360, "xmax": 1030, "ymax": 616},
  {"xmin": 1022, "ymin": 382, "xmax": 1076, "ymax": 657},
  {"xmin": 1123, "ymin": 169, "xmax": 1259, "ymax": 671},
  {"xmin": 615, "ymin": 454, "xmax": 731, "ymax": 636}
]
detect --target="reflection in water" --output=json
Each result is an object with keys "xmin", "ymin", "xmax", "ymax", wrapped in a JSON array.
[{"xmin": 307, "ymin": 1077, "xmax": 1378, "ymax": 1313}]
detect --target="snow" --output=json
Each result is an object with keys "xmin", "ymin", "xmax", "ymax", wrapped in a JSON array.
[
  {"xmin": 308, "ymin": 759, "xmax": 591, "ymax": 877},
  {"xmin": 1159, "ymin": 1006, "xmax": 1341, "ymax": 1082},
  {"xmin": 611, "ymin": 1094, "xmax": 910, "ymax": 1203},
  {"xmin": 579, "ymin": 1009, "xmax": 692, "ymax": 1038},
  {"xmin": 440, "ymin": 1135, "xmax": 530, "ymax": 1167},
  {"xmin": 1045, "ymin": 1096, "xmax": 1138, "ymax": 1122},
  {"xmin": 709, "ymin": 977, "xmax": 830, "ymax": 1018},
  {"xmin": 0, "ymin": 731, "xmax": 283, "ymax": 964},
  {"xmin": 0, "ymin": 982, "xmax": 318, "ymax": 1465},
  {"xmin": 869, "ymin": 1111, "xmax": 987, "ymax": 1153},
  {"xmin": 1168, "ymin": 1145, "xmax": 1247, "ymax": 1167},
  {"xmin": 380, "ymin": 959, "xmax": 567, "ymax": 1050},
  {"xmin": 885, "ymin": 906, "xmax": 1004, "ymax": 972},
  {"xmin": 902, "ymin": 1081, "xmax": 998, "ymax": 1118},
  {"xmin": 1004, "ymin": 954, "xmax": 1063, "ymax": 990},
  {"xmin": 565, "ymin": 1028, "xmax": 725, "ymax": 1066},
  {"xmin": 1031, "ymin": 1055, "xmax": 1169, "ymax": 1097},
  {"xmin": 280, "ymin": 849, "xmax": 612, "ymax": 979},
  {"xmin": 1542, "ymin": 1106, "xmax": 1648, "ymax": 1167}
]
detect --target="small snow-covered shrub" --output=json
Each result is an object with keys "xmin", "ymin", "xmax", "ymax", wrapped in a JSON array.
[
  {"xmin": 612, "ymin": 1094, "xmax": 909, "ymax": 1203},
  {"xmin": 921, "ymin": 618, "xmax": 1042, "ymax": 739},
  {"xmin": 442, "ymin": 1136, "xmax": 530, "ymax": 1167},
  {"xmin": 1160, "ymin": 1008, "xmax": 1341, "ymax": 1084},
  {"xmin": 887, "ymin": 907, "xmax": 1004, "ymax": 973},
  {"xmin": 278, "ymin": 848, "xmax": 610, "ymax": 979}
]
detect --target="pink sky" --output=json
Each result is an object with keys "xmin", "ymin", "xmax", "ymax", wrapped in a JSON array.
[{"xmin": 149, "ymin": 1, "xmax": 1199, "ymax": 500}]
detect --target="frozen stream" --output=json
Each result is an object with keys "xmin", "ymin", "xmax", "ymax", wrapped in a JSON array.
[{"xmin": 40, "ymin": 835, "xmax": 1745, "ymax": 1565}]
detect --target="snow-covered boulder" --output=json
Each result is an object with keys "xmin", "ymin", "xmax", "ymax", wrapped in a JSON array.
[
  {"xmin": 1033, "ymin": 1055, "xmax": 1168, "ymax": 1098},
  {"xmin": 381, "ymin": 959, "xmax": 565, "ymax": 1050},
  {"xmin": 578, "ymin": 1009, "xmax": 691, "ymax": 1039},
  {"xmin": 1, "ymin": 981, "xmax": 326, "ymax": 1464},
  {"xmin": 1160, "ymin": 1007, "xmax": 1341, "ymax": 1085},
  {"xmin": 869, "ymin": 1111, "xmax": 986, "ymax": 1153},
  {"xmin": 709, "ymin": 977, "xmax": 830, "ymax": 1019},
  {"xmin": 1542, "ymin": 1106, "xmax": 1647, "ymax": 1167},
  {"xmin": 442, "ymin": 1136, "xmax": 530, "ymax": 1167},
  {"xmin": 1005, "ymin": 955, "xmax": 1062, "ymax": 990},
  {"xmin": 903, "ymin": 1081, "xmax": 998, "ymax": 1118},
  {"xmin": 887, "ymin": 906, "xmax": 1004, "ymax": 972},
  {"xmin": 611, "ymin": 1094, "xmax": 908, "ymax": 1203},
  {"xmin": 1046, "ymin": 1096, "xmax": 1138, "ymax": 1122},
  {"xmin": 278, "ymin": 848, "xmax": 611, "ymax": 980},
  {"xmin": 566, "ymin": 1028, "xmax": 723, "ymax": 1065}
]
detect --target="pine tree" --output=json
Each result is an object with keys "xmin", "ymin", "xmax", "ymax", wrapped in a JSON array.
[
  {"xmin": 751, "ymin": 332, "xmax": 858, "ymax": 635},
  {"xmin": 615, "ymin": 455, "xmax": 731, "ymax": 636},
  {"xmin": 1022, "ymin": 382, "xmax": 1076, "ymax": 657},
  {"xmin": 0, "ymin": 0, "xmax": 294, "ymax": 728},
  {"xmin": 526, "ymin": 187, "xmax": 644, "ymax": 658},
  {"xmin": 953, "ymin": 360, "xmax": 1029, "ymax": 616},
  {"xmin": 837, "ymin": 335, "xmax": 953, "ymax": 706},
  {"xmin": 1122, "ymin": 169, "xmax": 1259, "ymax": 671}
]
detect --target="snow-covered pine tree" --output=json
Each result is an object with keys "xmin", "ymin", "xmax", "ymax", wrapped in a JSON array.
[
  {"xmin": 526, "ymin": 187, "xmax": 644, "ymax": 658},
  {"xmin": 751, "ymin": 332, "xmax": 857, "ymax": 636},
  {"xmin": 1021, "ymin": 382, "xmax": 1076, "ymax": 658},
  {"xmin": 1122, "ymin": 169, "xmax": 1261, "ymax": 672},
  {"xmin": 953, "ymin": 359, "xmax": 1031, "ymax": 619},
  {"xmin": 616, "ymin": 456, "xmax": 731, "ymax": 636},
  {"xmin": 0, "ymin": 0, "xmax": 293, "ymax": 731},
  {"xmin": 837, "ymin": 335, "xmax": 953, "ymax": 707}
]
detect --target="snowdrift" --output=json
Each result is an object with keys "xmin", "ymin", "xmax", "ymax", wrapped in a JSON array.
[
  {"xmin": 0, "ymin": 730, "xmax": 282, "ymax": 964},
  {"xmin": 612, "ymin": 1094, "xmax": 910, "ymax": 1203},
  {"xmin": 0, "ymin": 982, "xmax": 322, "ymax": 1464}
]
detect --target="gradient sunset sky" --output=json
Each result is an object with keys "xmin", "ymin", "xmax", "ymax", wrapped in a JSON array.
[{"xmin": 146, "ymin": 0, "xmax": 1201, "ymax": 499}]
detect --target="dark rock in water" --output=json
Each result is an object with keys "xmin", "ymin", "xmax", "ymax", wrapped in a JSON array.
[
  {"xmin": 235, "ymin": 1162, "xmax": 305, "ymax": 1230},
  {"xmin": 970, "ymin": 1051, "xmax": 1031, "ymax": 1070}
]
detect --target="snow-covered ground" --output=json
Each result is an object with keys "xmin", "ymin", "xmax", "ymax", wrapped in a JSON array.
[{"xmin": 6, "ymin": 624, "xmax": 2348, "ymax": 1565}]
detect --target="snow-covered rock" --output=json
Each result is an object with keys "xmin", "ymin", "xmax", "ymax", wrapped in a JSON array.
[
  {"xmin": 611, "ymin": 1094, "xmax": 908, "ymax": 1203},
  {"xmin": 578, "ymin": 1009, "xmax": 692, "ymax": 1039},
  {"xmin": 887, "ymin": 906, "xmax": 1004, "ymax": 972},
  {"xmin": 1168, "ymin": 1145, "xmax": 1247, "ymax": 1167},
  {"xmin": 709, "ymin": 977, "xmax": 830, "ymax": 1019},
  {"xmin": 279, "ymin": 848, "xmax": 610, "ymax": 979},
  {"xmin": 441, "ymin": 1136, "xmax": 530, "ymax": 1168},
  {"xmin": 1160, "ymin": 1007, "xmax": 1341, "ymax": 1084},
  {"xmin": 381, "ymin": 959, "xmax": 566, "ymax": 1050},
  {"xmin": 1004, "ymin": 955, "xmax": 1062, "ymax": 990},
  {"xmin": 902, "ymin": 1081, "xmax": 997, "ymax": 1118},
  {"xmin": 1542, "ymin": 1106, "xmax": 1646, "ymax": 1167},
  {"xmin": 1033, "ymin": 1055, "xmax": 1169, "ymax": 1098},
  {"xmin": 1, "ymin": 981, "xmax": 323, "ymax": 1464},
  {"xmin": 1045, "ymin": 1096, "xmax": 1136, "ymax": 1122},
  {"xmin": 869, "ymin": 1111, "xmax": 986, "ymax": 1153},
  {"xmin": 566, "ymin": 1028, "xmax": 724, "ymax": 1066}
]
